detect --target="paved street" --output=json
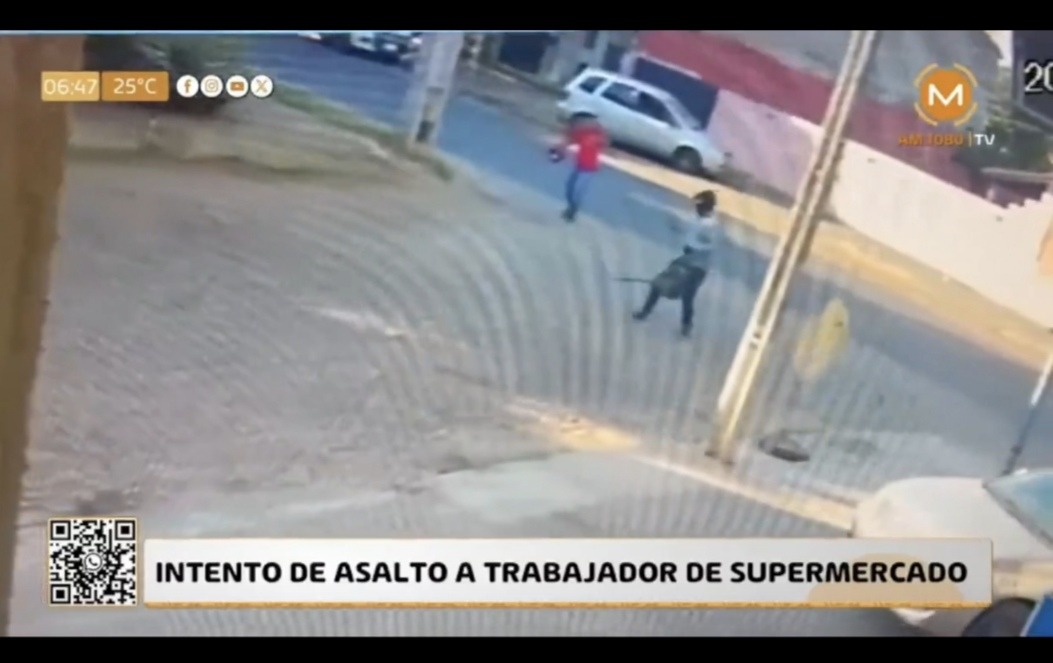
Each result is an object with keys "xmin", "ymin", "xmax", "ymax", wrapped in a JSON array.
[
  {"xmin": 12, "ymin": 159, "xmax": 918, "ymax": 635},
  {"xmin": 249, "ymin": 37, "xmax": 1052, "ymax": 488}
]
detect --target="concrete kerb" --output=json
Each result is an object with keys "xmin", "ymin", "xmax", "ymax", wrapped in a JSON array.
[
  {"xmin": 66, "ymin": 90, "xmax": 456, "ymax": 183},
  {"xmin": 68, "ymin": 109, "xmax": 388, "ymax": 181},
  {"xmin": 268, "ymin": 83, "xmax": 454, "ymax": 181},
  {"xmin": 483, "ymin": 62, "xmax": 566, "ymax": 97}
]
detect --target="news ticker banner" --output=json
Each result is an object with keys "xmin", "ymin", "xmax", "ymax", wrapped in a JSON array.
[
  {"xmin": 39, "ymin": 71, "xmax": 275, "ymax": 103},
  {"xmin": 45, "ymin": 518, "xmax": 992, "ymax": 609}
]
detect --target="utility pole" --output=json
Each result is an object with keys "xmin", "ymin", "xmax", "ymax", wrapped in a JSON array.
[
  {"xmin": 1004, "ymin": 343, "xmax": 1053, "ymax": 475},
  {"xmin": 619, "ymin": 36, "xmax": 640, "ymax": 78},
  {"xmin": 706, "ymin": 30, "xmax": 880, "ymax": 466},
  {"xmin": 463, "ymin": 34, "xmax": 483, "ymax": 69},
  {"xmin": 405, "ymin": 32, "xmax": 464, "ymax": 147}
]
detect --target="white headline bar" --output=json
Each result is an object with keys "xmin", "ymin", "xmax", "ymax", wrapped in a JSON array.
[{"xmin": 143, "ymin": 538, "xmax": 992, "ymax": 608}]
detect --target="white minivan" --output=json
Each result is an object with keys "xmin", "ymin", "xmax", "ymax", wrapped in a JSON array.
[
  {"xmin": 557, "ymin": 68, "xmax": 729, "ymax": 177},
  {"xmin": 851, "ymin": 468, "xmax": 1053, "ymax": 636}
]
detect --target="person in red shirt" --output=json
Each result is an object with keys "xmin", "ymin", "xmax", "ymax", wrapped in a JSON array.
[{"xmin": 552, "ymin": 114, "xmax": 607, "ymax": 222}]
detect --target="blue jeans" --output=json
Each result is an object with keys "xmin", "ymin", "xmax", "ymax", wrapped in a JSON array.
[{"xmin": 563, "ymin": 168, "xmax": 593, "ymax": 219}]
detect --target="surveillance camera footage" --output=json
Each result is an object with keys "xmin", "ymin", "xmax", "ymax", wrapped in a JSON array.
[{"xmin": 3, "ymin": 29, "xmax": 1053, "ymax": 638}]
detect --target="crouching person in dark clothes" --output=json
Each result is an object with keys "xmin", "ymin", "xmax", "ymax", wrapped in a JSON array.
[{"xmin": 633, "ymin": 190, "xmax": 721, "ymax": 337}]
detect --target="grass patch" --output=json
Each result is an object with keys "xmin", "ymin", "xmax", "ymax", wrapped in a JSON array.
[{"xmin": 272, "ymin": 85, "xmax": 453, "ymax": 181}]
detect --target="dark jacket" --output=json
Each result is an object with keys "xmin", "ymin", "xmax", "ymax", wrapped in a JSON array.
[{"xmin": 651, "ymin": 253, "xmax": 701, "ymax": 299}]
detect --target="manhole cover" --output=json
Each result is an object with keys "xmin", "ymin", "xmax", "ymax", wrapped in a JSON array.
[{"xmin": 756, "ymin": 430, "xmax": 812, "ymax": 463}]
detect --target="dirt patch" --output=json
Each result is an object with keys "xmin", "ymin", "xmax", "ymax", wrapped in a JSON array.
[{"xmin": 271, "ymin": 84, "xmax": 453, "ymax": 181}]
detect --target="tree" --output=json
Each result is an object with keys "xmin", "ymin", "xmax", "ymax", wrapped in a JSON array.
[
  {"xmin": 83, "ymin": 36, "xmax": 246, "ymax": 114},
  {"xmin": 955, "ymin": 109, "xmax": 1052, "ymax": 173},
  {"xmin": 954, "ymin": 68, "xmax": 1053, "ymax": 174}
]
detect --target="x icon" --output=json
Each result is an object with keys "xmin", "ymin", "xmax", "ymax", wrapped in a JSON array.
[{"xmin": 250, "ymin": 75, "xmax": 273, "ymax": 99}]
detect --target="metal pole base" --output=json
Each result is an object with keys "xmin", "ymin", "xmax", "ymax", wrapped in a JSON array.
[
  {"xmin": 703, "ymin": 446, "xmax": 735, "ymax": 467},
  {"xmin": 415, "ymin": 119, "xmax": 436, "ymax": 145}
]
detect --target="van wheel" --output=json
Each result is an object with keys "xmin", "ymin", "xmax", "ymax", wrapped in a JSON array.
[
  {"xmin": 673, "ymin": 147, "xmax": 702, "ymax": 174},
  {"xmin": 962, "ymin": 599, "xmax": 1034, "ymax": 636}
]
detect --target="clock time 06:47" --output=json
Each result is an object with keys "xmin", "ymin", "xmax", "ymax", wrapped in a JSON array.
[{"xmin": 41, "ymin": 71, "xmax": 100, "ymax": 102}]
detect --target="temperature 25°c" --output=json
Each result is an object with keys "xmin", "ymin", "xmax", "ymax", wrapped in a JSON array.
[{"xmin": 101, "ymin": 71, "xmax": 170, "ymax": 103}]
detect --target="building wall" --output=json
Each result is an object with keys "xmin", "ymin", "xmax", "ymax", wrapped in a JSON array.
[
  {"xmin": 497, "ymin": 32, "xmax": 633, "ymax": 85},
  {"xmin": 703, "ymin": 30, "xmax": 1000, "ymax": 112},
  {"xmin": 496, "ymin": 33, "xmax": 552, "ymax": 75},
  {"xmin": 638, "ymin": 30, "xmax": 980, "ymax": 193},
  {"xmin": 828, "ymin": 140, "xmax": 1053, "ymax": 328},
  {"xmin": 706, "ymin": 89, "xmax": 818, "ymax": 198},
  {"xmin": 0, "ymin": 35, "xmax": 82, "ymax": 632},
  {"xmin": 708, "ymin": 82, "xmax": 1053, "ymax": 328},
  {"xmin": 631, "ymin": 57, "xmax": 720, "ymax": 130}
]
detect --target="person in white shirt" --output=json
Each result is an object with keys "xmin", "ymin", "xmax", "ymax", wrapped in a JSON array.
[{"xmin": 632, "ymin": 190, "xmax": 721, "ymax": 337}]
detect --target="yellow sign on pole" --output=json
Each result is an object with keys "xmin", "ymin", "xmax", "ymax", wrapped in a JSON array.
[{"xmin": 793, "ymin": 298, "xmax": 850, "ymax": 382}]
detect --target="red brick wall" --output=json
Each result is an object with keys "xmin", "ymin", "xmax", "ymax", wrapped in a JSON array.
[{"xmin": 638, "ymin": 31, "xmax": 980, "ymax": 193}]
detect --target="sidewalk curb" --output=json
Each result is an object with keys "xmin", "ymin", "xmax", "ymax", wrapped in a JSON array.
[
  {"xmin": 481, "ymin": 63, "xmax": 565, "ymax": 98},
  {"xmin": 66, "ymin": 105, "xmax": 437, "ymax": 184},
  {"xmin": 506, "ymin": 395, "xmax": 857, "ymax": 523},
  {"xmin": 69, "ymin": 116, "xmax": 352, "ymax": 174}
]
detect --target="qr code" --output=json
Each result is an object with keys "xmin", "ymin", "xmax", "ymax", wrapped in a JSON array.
[{"xmin": 47, "ymin": 517, "xmax": 138, "ymax": 607}]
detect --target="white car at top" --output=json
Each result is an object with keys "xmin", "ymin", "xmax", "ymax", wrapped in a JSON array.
[
  {"xmin": 557, "ymin": 67, "xmax": 729, "ymax": 177},
  {"xmin": 851, "ymin": 468, "xmax": 1053, "ymax": 636}
]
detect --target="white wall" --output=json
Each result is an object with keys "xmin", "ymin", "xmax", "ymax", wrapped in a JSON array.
[
  {"xmin": 705, "ymin": 30, "xmax": 1001, "ymax": 123},
  {"xmin": 708, "ymin": 89, "xmax": 1053, "ymax": 328},
  {"xmin": 828, "ymin": 141, "xmax": 1053, "ymax": 327},
  {"xmin": 707, "ymin": 89, "xmax": 816, "ymax": 198},
  {"xmin": 984, "ymin": 30, "xmax": 1013, "ymax": 67}
]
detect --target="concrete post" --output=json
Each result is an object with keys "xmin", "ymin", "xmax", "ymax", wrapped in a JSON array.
[
  {"xmin": 553, "ymin": 31, "xmax": 587, "ymax": 83},
  {"xmin": 537, "ymin": 33, "xmax": 561, "ymax": 82},
  {"xmin": 479, "ymin": 33, "xmax": 504, "ymax": 66},
  {"xmin": 706, "ymin": 31, "xmax": 880, "ymax": 465},
  {"xmin": 539, "ymin": 32, "xmax": 586, "ymax": 85},
  {"xmin": 463, "ymin": 34, "xmax": 483, "ymax": 69},
  {"xmin": 1004, "ymin": 343, "xmax": 1053, "ymax": 475},
  {"xmin": 405, "ymin": 32, "xmax": 464, "ymax": 147},
  {"xmin": 619, "ymin": 32, "xmax": 640, "ymax": 77},
  {"xmin": 588, "ymin": 31, "xmax": 611, "ymax": 69},
  {"xmin": 0, "ymin": 35, "xmax": 83, "ymax": 634}
]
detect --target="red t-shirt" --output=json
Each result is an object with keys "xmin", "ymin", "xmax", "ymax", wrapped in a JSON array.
[{"xmin": 567, "ymin": 125, "xmax": 605, "ymax": 172}]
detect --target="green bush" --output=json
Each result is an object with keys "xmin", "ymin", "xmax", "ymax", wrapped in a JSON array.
[
  {"xmin": 83, "ymin": 36, "xmax": 247, "ymax": 114},
  {"xmin": 955, "ymin": 110, "xmax": 1052, "ymax": 173},
  {"xmin": 85, "ymin": 35, "xmax": 245, "ymax": 77},
  {"xmin": 83, "ymin": 35, "xmax": 140, "ymax": 70},
  {"xmin": 136, "ymin": 36, "xmax": 245, "ymax": 78}
]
